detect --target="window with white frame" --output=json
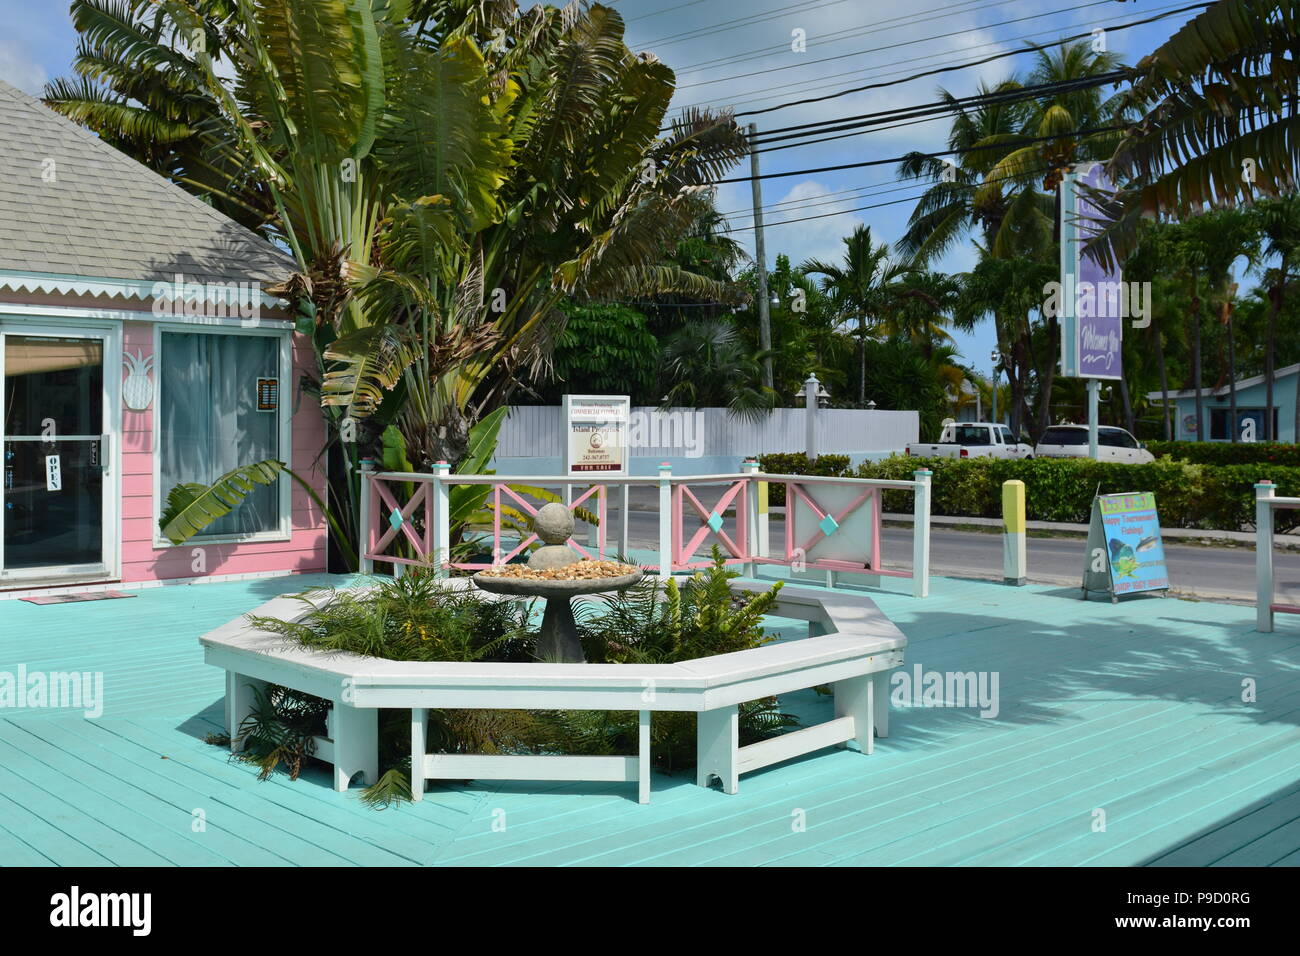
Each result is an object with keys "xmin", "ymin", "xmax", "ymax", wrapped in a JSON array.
[{"xmin": 157, "ymin": 330, "xmax": 285, "ymax": 537}]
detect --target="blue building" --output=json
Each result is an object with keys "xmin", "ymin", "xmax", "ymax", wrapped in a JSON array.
[{"xmin": 1146, "ymin": 363, "xmax": 1299, "ymax": 441}]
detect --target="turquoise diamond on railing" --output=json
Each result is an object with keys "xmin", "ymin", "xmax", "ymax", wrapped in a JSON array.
[
  {"xmin": 819, "ymin": 514, "xmax": 839, "ymax": 536},
  {"xmin": 389, "ymin": 508, "xmax": 404, "ymax": 531},
  {"xmin": 707, "ymin": 511, "xmax": 724, "ymax": 533}
]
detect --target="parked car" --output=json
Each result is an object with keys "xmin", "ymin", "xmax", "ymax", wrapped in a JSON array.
[
  {"xmin": 1035, "ymin": 424, "xmax": 1155, "ymax": 463},
  {"xmin": 905, "ymin": 422, "xmax": 1034, "ymax": 459}
]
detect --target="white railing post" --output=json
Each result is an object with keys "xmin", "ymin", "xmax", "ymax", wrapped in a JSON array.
[
  {"xmin": 1257, "ymin": 480, "xmax": 1276, "ymax": 632},
  {"xmin": 358, "ymin": 459, "xmax": 374, "ymax": 574},
  {"xmin": 432, "ymin": 460, "xmax": 450, "ymax": 578},
  {"xmin": 658, "ymin": 462, "xmax": 673, "ymax": 580},
  {"xmin": 912, "ymin": 468, "xmax": 932, "ymax": 598},
  {"xmin": 742, "ymin": 457, "xmax": 761, "ymax": 576},
  {"xmin": 804, "ymin": 375, "xmax": 820, "ymax": 464}
]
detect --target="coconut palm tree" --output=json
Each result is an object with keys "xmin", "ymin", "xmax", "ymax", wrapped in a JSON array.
[
  {"xmin": 1091, "ymin": 0, "xmax": 1300, "ymax": 269},
  {"xmin": 894, "ymin": 80, "xmax": 1028, "ymax": 263}
]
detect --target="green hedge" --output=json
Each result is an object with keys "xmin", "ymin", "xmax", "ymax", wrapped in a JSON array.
[
  {"xmin": 1146, "ymin": 440, "xmax": 1300, "ymax": 467},
  {"xmin": 757, "ymin": 453, "xmax": 851, "ymax": 505},
  {"xmin": 851, "ymin": 456, "xmax": 1300, "ymax": 533}
]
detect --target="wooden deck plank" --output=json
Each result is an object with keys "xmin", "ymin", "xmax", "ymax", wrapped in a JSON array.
[{"xmin": 4, "ymin": 572, "xmax": 1300, "ymax": 866}]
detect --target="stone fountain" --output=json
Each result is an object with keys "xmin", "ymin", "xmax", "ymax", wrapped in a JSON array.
[{"xmin": 471, "ymin": 503, "xmax": 641, "ymax": 663}]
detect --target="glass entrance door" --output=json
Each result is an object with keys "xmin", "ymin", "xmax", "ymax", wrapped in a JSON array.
[{"xmin": 1, "ymin": 331, "xmax": 109, "ymax": 577}]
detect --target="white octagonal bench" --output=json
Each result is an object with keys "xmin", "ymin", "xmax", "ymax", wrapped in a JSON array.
[{"xmin": 199, "ymin": 579, "xmax": 907, "ymax": 803}]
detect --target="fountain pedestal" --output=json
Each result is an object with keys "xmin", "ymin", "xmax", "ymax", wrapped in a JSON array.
[{"xmin": 471, "ymin": 503, "xmax": 641, "ymax": 663}]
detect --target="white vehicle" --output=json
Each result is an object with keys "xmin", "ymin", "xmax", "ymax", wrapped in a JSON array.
[
  {"xmin": 905, "ymin": 422, "xmax": 1034, "ymax": 459},
  {"xmin": 1034, "ymin": 424, "xmax": 1155, "ymax": 463}
]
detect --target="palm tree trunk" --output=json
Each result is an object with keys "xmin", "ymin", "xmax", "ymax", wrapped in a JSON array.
[
  {"xmin": 1225, "ymin": 303, "xmax": 1239, "ymax": 443},
  {"xmin": 1119, "ymin": 372, "xmax": 1135, "ymax": 436},
  {"xmin": 1153, "ymin": 320, "xmax": 1172, "ymax": 440},
  {"xmin": 1036, "ymin": 315, "xmax": 1059, "ymax": 438},
  {"xmin": 1265, "ymin": 265, "xmax": 1285, "ymax": 441},
  {"xmin": 1190, "ymin": 277, "xmax": 1204, "ymax": 441},
  {"xmin": 858, "ymin": 315, "xmax": 867, "ymax": 405}
]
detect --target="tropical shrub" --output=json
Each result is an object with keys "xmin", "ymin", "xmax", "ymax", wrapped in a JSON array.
[
  {"xmin": 1145, "ymin": 441, "xmax": 1300, "ymax": 467},
  {"xmin": 853, "ymin": 454, "xmax": 1300, "ymax": 532},
  {"xmin": 227, "ymin": 553, "xmax": 796, "ymax": 803},
  {"xmin": 757, "ymin": 453, "xmax": 852, "ymax": 505}
]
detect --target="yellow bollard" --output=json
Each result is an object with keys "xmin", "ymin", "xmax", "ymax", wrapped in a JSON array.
[{"xmin": 1002, "ymin": 479, "xmax": 1026, "ymax": 586}]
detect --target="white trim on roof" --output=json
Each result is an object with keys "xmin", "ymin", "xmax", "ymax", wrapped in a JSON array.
[
  {"xmin": 1145, "ymin": 363, "xmax": 1300, "ymax": 402},
  {"xmin": 0, "ymin": 270, "xmax": 286, "ymax": 309}
]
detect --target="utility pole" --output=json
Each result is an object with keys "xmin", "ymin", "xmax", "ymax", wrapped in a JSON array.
[{"xmin": 749, "ymin": 122, "xmax": 773, "ymax": 390}]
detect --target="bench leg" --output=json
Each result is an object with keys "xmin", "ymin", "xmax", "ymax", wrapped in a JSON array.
[
  {"xmin": 411, "ymin": 707, "xmax": 427, "ymax": 803},
  {"xmin": 330, "ymin": 701, "xmax": 378, "ymax": 791},
  {"xmin": 638, "ymin": 710, "xmax": 651, "ymax": 805},
  {"xmin": 833, "ymin": 674, "xmax": 874, "ymax": 754},
  {"xmin": 696, "ymin": 705, "xmax": 739, "ymax": 794},
  {"xmin": 872, "ymin": 671, "xmax": 891, "ymax": 740},
  {"xmin": 227, "ymin": 672, "xmax": 268, "ymax": 752}
]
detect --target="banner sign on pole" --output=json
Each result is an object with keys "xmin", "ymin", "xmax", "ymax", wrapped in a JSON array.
[
  {"xmin": 561, "ymin": 395, "xmax": 630, "ymax": 476},
  {"xmin": 1059, "ymin": 162, "xmax": 1123, "ymax": 380},
  {"xmin": 1082, "ymin": 492, "xmax": 1170, "ymax": 601}
]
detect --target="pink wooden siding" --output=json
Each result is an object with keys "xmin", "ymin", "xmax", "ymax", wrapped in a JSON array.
[{"xmin": 118, "ymin": 321, "xmax": 328, "ymax": 583}]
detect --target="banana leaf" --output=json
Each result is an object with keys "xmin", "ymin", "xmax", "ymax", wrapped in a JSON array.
[{"xmin": 159, "ymin": 459, "xmax": 352, "ymax": 555}]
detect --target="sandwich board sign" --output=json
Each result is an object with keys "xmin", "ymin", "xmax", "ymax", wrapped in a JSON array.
[
  {"xmin": 562, "ymin": 394, "xmax": 630, "ymax": 477},
  {"xmin": 1082, "ymin": 491, "xmax": 1170, "ymax": 602}
]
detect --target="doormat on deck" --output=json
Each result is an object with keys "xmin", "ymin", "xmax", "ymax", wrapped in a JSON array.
[{"xmin": 20, "ymin": 591, "xmax": 137, "ymax": 605}]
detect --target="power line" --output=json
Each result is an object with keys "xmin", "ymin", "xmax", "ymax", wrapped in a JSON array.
[
  {"xmin": 626, "ymin": 0, "xmax": 708, "ymax": 23},
  {"xmin": 675, "ymin": 0, "xmax": 1118, "ymax": 89},
  {"xmin": 645, "ymin": 0, "xmax": 1002, "ymax": 60},
  {"xmin": 717, "ymin": 178, "xmax": 918, "ymax": 219},
  {"xmin": 716, "ymin": 165, "xmax": 1056, "ymax": 235},
  {"xmin": 672, "ymin": 0, "xmax": 1025, "ymax": 75},
  {"xmin": 673, "ymin": 1, "xmax": 1210, "ymax": 119},
  {"xmin": 640, "ymin": 0, "xmax": 860, "ymax": 48},
  {"xmin": 747, "ymin": 71, "xmax": 1125, "ymax": 144},
  {"xmin": 708, "ymin": 123, "xmax": 1127, "ymax": 184}
]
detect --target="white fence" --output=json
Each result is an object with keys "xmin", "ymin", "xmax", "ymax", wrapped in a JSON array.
[{"xmin": 494, "ymin": 405, "xmax": 918, "ymax": 463}]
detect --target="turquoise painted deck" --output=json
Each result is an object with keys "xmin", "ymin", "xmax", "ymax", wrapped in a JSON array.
[{"xmin": 2, "ymin": 572, "xmax": 1299, "ymax": 866}]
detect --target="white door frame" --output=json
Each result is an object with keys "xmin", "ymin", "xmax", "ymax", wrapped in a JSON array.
[{"xmin": 0, "ymin": 318, "xmax": 122, "ymax": 584}]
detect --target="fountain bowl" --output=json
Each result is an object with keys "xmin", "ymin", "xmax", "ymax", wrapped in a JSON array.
[{"xmin": 472, "ymin": 569, "xmax": 643, "ymax": 599}]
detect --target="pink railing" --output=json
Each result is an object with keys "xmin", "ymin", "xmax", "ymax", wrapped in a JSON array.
[{"xmin": 357, "ymin": 461, "xmax": 933, "ymax": 596}]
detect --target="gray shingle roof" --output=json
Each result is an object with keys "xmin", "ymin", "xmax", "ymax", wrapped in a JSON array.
[{"xmin": 0, "ymin": 78, "xmax": 295, "ymax": 287}]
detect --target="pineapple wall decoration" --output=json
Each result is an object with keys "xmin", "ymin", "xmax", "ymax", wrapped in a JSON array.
[{"xmin": 122, "ymin": 349, "xmax": 155, "ymax": 411}]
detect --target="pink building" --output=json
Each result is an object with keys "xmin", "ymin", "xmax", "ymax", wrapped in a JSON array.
[{"xmin": 0, "ymin": 79, "xmax": 327, "ymax": 595}]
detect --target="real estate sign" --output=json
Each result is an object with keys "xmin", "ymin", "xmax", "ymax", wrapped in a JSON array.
[
  {"xmin": 1082, "ymin": 492, "xmax": 1170, "ymax": 599},
  {"xmin": 1059, "ymin": 162, "xmax": 1123, "ymax": 380},
  {"xmin": 562, "ymin": 394, "xmax": 630, "ymax": 476}
]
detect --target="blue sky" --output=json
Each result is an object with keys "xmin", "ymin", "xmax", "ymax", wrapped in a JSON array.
[{"xmin": 0, "ymin": 0, "xmax": 1206, "ymax": 371}]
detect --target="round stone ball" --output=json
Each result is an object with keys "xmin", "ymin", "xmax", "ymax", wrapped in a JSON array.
[{"xmin": 533, "ymin": 502, "xmax": 575, "ymax": 545}]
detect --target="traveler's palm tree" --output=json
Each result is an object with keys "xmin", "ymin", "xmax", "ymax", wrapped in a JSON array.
[
  {"xmin": 44, "ymin": 0, "xmax": 276, "ymax": 233},
  {"xmin": 53, "ymin": 0, "xmax": 750, "ymax": 468}
]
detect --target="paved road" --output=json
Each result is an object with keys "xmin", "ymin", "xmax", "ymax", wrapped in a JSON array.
[{"xmin": 609, "ymin": 510, "xmax": 1300, "ymax": 603}]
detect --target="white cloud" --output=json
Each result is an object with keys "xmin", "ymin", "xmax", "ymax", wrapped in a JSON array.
[{"xmin": 0, "ymin": 39, "xmax": 46, "ymax": 94}]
